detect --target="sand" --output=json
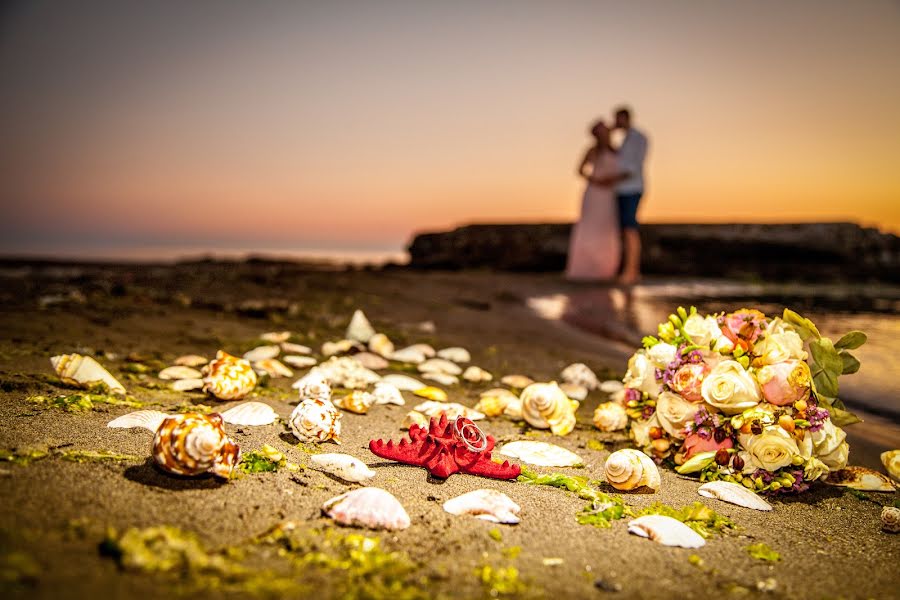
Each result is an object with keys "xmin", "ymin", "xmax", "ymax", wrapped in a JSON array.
[{"xmin": 0, "ymin": 262, "xmax": 897, "ymax": 599}]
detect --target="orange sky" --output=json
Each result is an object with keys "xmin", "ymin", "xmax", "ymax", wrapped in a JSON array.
[{"xmin": 1, "ymin": 1, "xmax": 898, "ymax": 257}]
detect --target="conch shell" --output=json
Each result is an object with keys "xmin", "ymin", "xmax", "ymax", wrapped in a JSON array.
[
  {"xmin": 520, "ymin": 382, "xmax": 576, "ymax": 436},
  {"xmin": 151, "ymin": 413, "xmax": 240, "ymax": 478},
  {"xmin": 202, "ymin": 351, "xmax": 257, "ymax": 400},
  {"xmin": 289, "ymin": 398, "xmax": 341, "ymax": 444},
  {"xmin": 604, "ymin": 449, "xmax": 660, "ymax": 491},
  {"xmin": 592, "ymin": 402, "xmax": 628, "ymax": 432},
  {"xmin": 51, "ymin": 354, "xmax": 126, "ymax": 394}
]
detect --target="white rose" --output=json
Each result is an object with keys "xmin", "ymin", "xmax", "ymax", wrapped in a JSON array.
[
  {"xmin": 754, "ymin": 330, "xmax": 807, "ymax": 365},
  {"xmin": 809, "ymin": 419, "xmax": 847, "ymax": 457},
  {"xmin": 630, "ymin": 413, "xmax": 660, "ymax": 448},
  {"xmin": 683, "ymin": 315, "xmax": 721, "ymax": 348},
  {"xmin": 804, "ymin": 457, "xmax": 830, "ymax": 481},
  {"xmin": 623, "ymin": 350, "xmax": 660, "ymax": 399},
  {"xmin": 655, "ymin": 391, "xmax": 700, "ymax": 439},
  {"xmin": 742, "ymin": 426, "xmax": 801, "ymax": 472},
  {"xmin": 818, "ymin": 441, "xmax": 849, "ymax": 471},
  {"xmin": 647, "ymin": 342, "xmax": 678, "ymax": 368},
  {"xmin": 701, "ymin": 360, "xmax": 761, "ymax": 415}
]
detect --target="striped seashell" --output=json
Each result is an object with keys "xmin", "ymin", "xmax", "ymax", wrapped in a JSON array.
[
  {"xmin": 151, "ymin": 413, "xmax": 240, "ymax": 479},
  {"xmin": 108, "ymin": 410, "xmax": 170, "ymax": 432},
  {"xmin": 289, "ymin": 398, "xmax": 341, "ymax": 443},
  {"xmin": 202, "ymin": 351, "xmax": 257, "ymax": 400},
  {"xmin": 521, "ymin": 382, "xmax": 576, "ymax": 436},
  {"xmin": 333, "ymin": 391, "xmax": 375, "ymax": 415},
  {"xmin": 220, "ymin": 401, "xmax": 278, "ymax": 426},
  {"xmin": 51, "ymin": 353, "xmax": 126, "ymax": 395},
  {"xmin": 604, "ymin": 449, "xmax": 660, "ymax": 492},
  {"xmin": 322, "ymin": 487, "xmax": 410, "ymax": 530},
  {"xmin": 592, "ymin": 402, "xmax": 628, "ymax": 432}
]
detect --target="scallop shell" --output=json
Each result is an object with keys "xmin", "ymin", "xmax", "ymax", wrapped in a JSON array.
[
  {"xmin": 418, "ymin": 358, "xmax": 462, "ymax": 376},
  {"xmin": 443, "ymin": 489, "xmax": 521, "ymax": 524},
  {"xmin": 604, "ymin": 449, "xmax": 660, "ymax": 491},
  {"xmin": 220, "ymin": 401, "xmax": 278, "ymax": 426},
  {"xmin": 292, "ymin": 371, "xmax": 332, "ymax": 402},
  {"xmin": 474, "ymin": 389, "xmax": 517, "ymax": 417},
  {"xmin": 559, "ymin": 382, "xmax": 588, "ymax": 401},
  {"xmin": 401, "ymin": 411, "xmax": 429, "ymax": 429},
  {"xmin": 242, "ymin": 345, "xmax": 280, "ymax": 362},
  {"xmin": 560, "ymin": 363, "xmax": 599, "ymax": 390},
  {"xmin": 323, "ymin": 487, "xmax": 410, "ymax": 530},
  {"xmin": 50, "ymin": 354, "xmax": 126, "ymax": 395},
  {"xmin": 253, "ymin": 358, "xmax": 293, "ymax": 378},
  {"xmin": 599, "ymin": 380, "xmax": 624, "ymax": 393},
  {"xmin": 202, "ymin": 351, "xmax": 258, "ymax": 400},
  {"xmin": 424, "ymin": 373, "xmax": 459, "ymax": 386},
  {"xmin": 381, "ymin": 374, "xmax": 426, "ymax": 391},
  {"xmin": 881, "ymin": 450, "xmax": 900, "ymax": 482},
  {"xmin": 462, "ymin": 366, "xmax": 493, "ymax": 383},
  {"xmin": 413, "ymin": 386, "xmax": 448, "ymax": 401},
  {"xmin": 437, "ymin": 347, "xmax": 471, "ymax": 363},
  {"xmin": 352, "ymin": 352, "xmax": 389, "ymax": 370},
  {"xmin": 368, "ymin": 333, "xmax": 395, "ymax": 358},
  {"xmin": 313, "ymin": 357, "xmax": 381, "ymax": 390},
  {"xmin": 498, "ymin": 441, "xmax": 582, "ymax": 467},
  {"xmin": 108, "ymin": 410, "xmax": 170, "ymax": 432},
  {"xmin": 698, "ymin": 481, "xmax": 772, "ymax": 511},
  {"xmin": 158, "ymin": 366, "xmax": 203, "ymax": 380},
  {"xmin": 882, "ymin": 506, "xmax": 900, "ymax": 533},
  {"xmin": 825, "ymin": 467, "xmax": 897, "ymax": 492},
  {"xmin": 520, "ymin": 382, "xmax": 576, "ymax": 436},
  {"xmin": 174, "ymin": 354, "xmax": 209, "ymax": 368},
  {"xmin": 346, "ymin": 310, "xmax": 376, "ymax": 343},
  {"xmin": 592, "ymin": 402, "xmax": 628, "ymax": 432},
  {"xmin": 283, "ymin": 355, "xmax": 317, "ymax": 369},
  {"xmin": 413, "ymin": 401, "xmax": 485, "ymax": 421},
  {"xmin": 388, "ymin": 347, "xmax": 427, "ymax": 364},
  {"xmin": 373, "ymin": 382, "xmax": 405, "ymax": 406},
  {"xmin": 172, "ymin": 378, "xmax": 204, "ymax": 392},
  {"xmin": 501, "ymin": 375, "xmax": 534, "ymax": 389},
  {"xmin": 627, "ymin": 515, "xmax": 705, "ymax": 548},
  {"xmin": 333, "ymin": 391, "xmax": 375, "ymax": 415},
  {"xmin": 289, "ymin": 398, "xmax": 342, "ymax": 443},
  {"xmin": 260, "ymin": 331, "xmax": 291, "ymax": 343},
  {"xmin": 281, "ymin": 342, "xmax": 312, "ymax": 355},
  {"xmin": 311, "ymin": 453, "xmax": 376, "ymax": 483},
  {"xmin": 151, "ymin": 413, "xmax": 240, "ymax": 478}
]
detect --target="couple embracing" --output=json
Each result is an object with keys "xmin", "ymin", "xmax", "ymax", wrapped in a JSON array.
[{"xmin": 566, "ymin": 107, "xmax": 648, "ymax": 285}]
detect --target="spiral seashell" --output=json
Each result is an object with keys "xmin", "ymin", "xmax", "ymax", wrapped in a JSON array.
[
  {"xmin": 604, "ymin": 449, "xmax": 660, "ymax": 491},
  {"xmin": 151, "ymin": 413, "xmax": 240, "ymax": 478},
  {"xmin": 520, "ymin": 382, "xmax": 576, "ymax": 436},
  {"xmin": 882, "ymin": 506, "xmax": 900, "ymax": 533},
  {"xmin": 292, "ymin": 371, "xmax": 332, "ymax": 403},
  {"xmin": 560, "ymin": 363, "xmax": 599, "ymax": 390},
  {"xmin": 593, "ymin": 402, "xmax": 628, "ymax": 432},
  {"xmin": 289, "ymin": 398, "xmax": 341, "ymax": 443},
  {"xmin": 333, "ymin": 391, "xmax": 375, "ymax": 414},
  {"xmin": 51, "ymin": 353, "xmax": 126, "ymax": 395},
  {"xmin": 201, "ymin": 351, "xmax": 257, "ymax": 400}
]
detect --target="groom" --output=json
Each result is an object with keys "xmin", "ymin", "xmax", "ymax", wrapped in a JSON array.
[{"xmin": 612, "ymin": 106, "xmax": 648, "ymax": 284}]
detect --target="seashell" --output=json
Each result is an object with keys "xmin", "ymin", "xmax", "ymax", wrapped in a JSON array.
[
  {"xmin": 220, "ymin": 401, "xmax": 278, "ymax": 426},
  {"xmin": 322, "ymin": 487, "xmax": 410, "ymax": 530},
  {"xmin": 260, "ymin": 331, "xmax": 291, "ymax": 343},
  {"xmin": 388, "ymin": 347, "xmax": 427, "ymax": 364},
  {"xmin": 604, "ymin": 449, "xmax": 660, "ymax": 491},
  {"xmin": 380, "ymin": 374, "xmax": 427, "ymax": 392},
  {"xmin": 352, "ymin": 352, "xmax": 389, "ymax": 370},
  {"xmin": 423, "ymin": 373, "xmax": 459, "ymax": 386},
  {"xmin": 599, "ymin": 380, "xmax": 624, "ymax": 393},
  {"xmin": 413, "ymin": 386, "xmax": 448, "ymax": 401},
  {"xmin": 698, "ymin": 481, "xmax": 772, "ymax": 511},
  {"xmin": 413, "ymin": 401, "xmax": 485, "ymax": 421},
  {"xmin": 627, "ymin": 515, "xmax": 705, "ymax": 548},
  {"xmin": 292, "ymin": 371, "xmax": 332, "ymax": 402},
  {"xmin": 882, "ymin": 506, "xmax": 900, "ymax": 533},
  {"xmin": 418, "ymin": 358, "xmax": 462, "ymax": 376},
  {"xmin": 253, "ymin": 358, "xmax": 294, "ymax": 378},
  {"xmin": 283, "ymin": 355, "xmax": 318, "ymax": 369},
  {"xmin": 50, "ymin": 354, "xmax": 126, "ymax": 395},
  {"xmin": 322, "ymin": 339, "xmax": 359, "ymax": 357},
  {"xmin": 443, "ymin": 489, "xmax": 521, "ymax": 524},
  {"xmin": 825, "ymin": 467, "xmax": 897, "ymax": 492},
  {"xmin": 152, "ymin": 413, "xmax": 241, "ymax": 479},
  {"xmin": 108, "ymin": 410, "xmax": 170, "ymax": 432},
  {"xmin": 346, "ymin": 310, "xmax": 376, "ymax": 343},
  {"xmin": 333, "ymin": 391, "xmax": 376, "ymax": 415},
  {"xmin": 202, "ymin": 351, "xmax": 258, "ymax": 400},
  {"xmin": 373, "ymin": 382, "xmax": 405, "ymax": 406},
  {"xmin": 407, "ymin": 343, "xmax": 436, "ymax": 358},
  {"xmin": 592, "ymin": 402, "xmax": 628, "ymax": 432},
  {"xmin": 881, "ymin": 450, "xmax": 900, "ymax": 482},
  {"xmin": 310, "ymin": 453, "xmax": 376, "ymax": 483},
  {"xmin": 281, "ymin": 342, "xmax": 312, "ymax": 355},
  {"xmin": 559, "ymin": 382, "xmax": 588, "ymax": 401},
  {"xmin": 498, "ymin": 440, "xmax": 582, "ymax": 467},
  {"xmin": 312, "ymin": 357, "xmax": 380, "ymax": 389},
  {"xmin": 242, "ymin": 345, "xmax": 280, "ymax": 362},
  {"xmin": 289, "ymin": 398, "xmax": 341, "ymax": 443},
  {"xmin": 560, "ymin": 363, "xmax": 599, "ymax": 390},
  {"xmin": 501, "ymin": 374, "xmax": 534, "ymax": 389},
  {"xmin": 437, "ymin": 347, "xmax": 471, "ymax": 363},
  {"xmin": 474, "ymin": 389, "xmax": 518, "ymax": 417},
  {"xmin": 158, "ymin": 366, "xmax": 203, "ymax": 380},
  {"xmin": 172, "ymin": 378, "xmax": 205, "ymax": 392},
  {"xmin": 368, "ymin": 333, "xmax": 395, "ymax": 358},
  {"xmin": 520, "ymin": 382, "xmax": 576, "ymax": 436},
  {"xmin": 174, "ymin": 354, "xmax": 209, "ymax": 368},
  {"xmin": 503, "ymin": 398, "xmax": 524, "ymax": 419},
  {"xmin": 463, "ymin": 366, "xmax": 493, "ymax": 383},
  {"xmin": 401, "ymin": 411, "xmax": 429, "ymax": 429}
]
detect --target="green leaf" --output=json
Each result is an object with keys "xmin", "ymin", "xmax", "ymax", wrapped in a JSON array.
[
  {"xmin": 834, "ymin": 331, "xmax": 867, "ymax": 350},
  {"xmin": 809, "ymin": 338, "xmax": 843, "ymax": 377},
  {"xmin": 813, "ymin": 370, "xmax": 839, "ymax": 398},
  {"xmin": 826, "ymin": 404, "xmax": 862, "ymax": 427},
  {"xmin": 840, "ymin": 352, "xmax": 861, "ymax": 375},
  {"xmin": 782, "ymin": 309, "xmax": 821, "ymax": 340}
]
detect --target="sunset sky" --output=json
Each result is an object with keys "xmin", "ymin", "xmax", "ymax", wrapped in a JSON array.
[{"xmin": 1, "ymin": 1, "xmax": 898, "ymax": 258}]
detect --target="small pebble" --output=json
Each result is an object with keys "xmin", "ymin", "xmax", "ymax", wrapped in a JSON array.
[{"xmin": 594, "ymin": 578, "xmax": 622, "ymax": 592}]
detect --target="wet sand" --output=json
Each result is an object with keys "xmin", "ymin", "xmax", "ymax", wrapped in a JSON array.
[{"xmin": 0, "ymin": 262, "xmax": 897, "ymax": 599}]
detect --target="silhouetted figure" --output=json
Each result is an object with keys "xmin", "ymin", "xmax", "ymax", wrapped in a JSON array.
[{"xmin": 612, "ymin": 106, "xmax": 648, "ymax": 285}]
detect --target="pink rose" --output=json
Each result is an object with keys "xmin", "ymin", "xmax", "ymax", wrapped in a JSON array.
[
  {"xmin": 721, "ymin": 309, "xmax": 766, "ymax": 352},
  {"xmin": 670, "ymin": 363, "xmax": 710, "ymax": 403},
  {"xmin": 682, "ymin": 431, "xmax": 733, "ymax": 460},
  {"xmin": 757, "ymin": 359, "xmax": 811, "ymax": 406}
]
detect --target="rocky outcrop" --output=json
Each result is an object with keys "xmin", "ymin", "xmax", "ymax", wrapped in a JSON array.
[{"xmin": 407, "ymin": 222, "xmax": 900, "ymax": 282}]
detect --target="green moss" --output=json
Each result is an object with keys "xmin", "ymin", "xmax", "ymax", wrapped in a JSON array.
[
  {"xmin": 501, "ymin": 546, "xmax": 521, "ymax": 560},
  {"xmin": 518, "ymin": 467, "xmax": 630, "ymax": 528},
  {"xmin": 636, "ymin": 502, "xmax": 735, "ymax": 538},
  {"xmin": 488, "ymin": 528, "xmax": 503, "ymax": 542},
  {"xmin": 295, "ymin": 442, "xmax": 322, "ymax": 455},
  {"xmin": 688, "ymin": 554, "xmax": 705, "ymax": 568},
  {"xmin": 475, "ymin": 564, "xmax": 527, "ymax": 597},
  {"xmin": 586, "ymin": 439, "xmax": 606, "ymax": 451},
  {"xmin": 745, "ymin": 543, "xmax": 780, "ymax": 562},
  {"xmin": 0, "ymin": 448, "xmax": 50, "ymax": 466},
  {"xmin": 238, "ymin": 445, "xmax": 301, "ymax": 474},
  {"xmin": 27, "ymin": 392, "xmax": 145, "ymax": 413},
  {"xmin": 59, "ymin": 449, "xmax": 141, "ymax": 463}
]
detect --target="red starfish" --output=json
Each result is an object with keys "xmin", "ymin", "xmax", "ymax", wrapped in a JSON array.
[{"xmin": 369, "ymin": 415, "xmax": 521, "ymax": 480}]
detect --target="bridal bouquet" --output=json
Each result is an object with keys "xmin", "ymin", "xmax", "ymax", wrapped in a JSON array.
[{"xmin": 621, "ymin": 307, "xmax": 865, "ymax": 494}]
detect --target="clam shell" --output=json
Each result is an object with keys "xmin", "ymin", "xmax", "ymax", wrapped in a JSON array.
[
  {"xmin": 283, "ymin": 355, "xmax": 318, "ymax": 369},
  {"xmin": 172, "ymin": 378, "xmax": 204, "ymax": 392},
  {"xmin": 498, "ymin": 441, "xmax": 582, "ymax": 467},
  {"xmin": 462, "ymin": 366, "xmax": 493, "ymax": 383},
  {"xmin": 313, "ymin": 357, "xmax": 380, "ymax": 390},
  {"xmin": 174, "ymin": 354, "xmax": 209, "ymax": 368},
  {"xmin": 423, "ymin": 373, "xmax": 459, "ymax": 386},
  {"xmin": 882, "ymin": 506, "xmax": 900, "ymax": 533},
  {"xmin": 368, "ymin": 333, "xmax": 395, "ymax": 358},
  {"xmin": 521, "ymin": 382, "xmax": 576, "ymax": 436},
  {"xmin": 289, "ymin": 398, "xmax": 342, "ymax": 443},
  {"xmin": 604, "ymin": 449, "xmax": 660, "ymax": 492},
  {"xmin": 825, "ymin": 467, "xmax": 897, "ymax": 492},
  {"xmin": 333, "ymin": 391, "xmax": 375, "ymax": 415},
  {"xmin": 352, "ymin": 352, "xmax": 389, "ymax": 370},
  {"xmin": 560, "ymin": 363, "xmax": 599, "ymax": 390},
  {"xmin": 401, "ymin": 411, "xmax": 429, "ymax": 429},
  {"xmin": 418, "ymin": 358, "xmax": 462, "ymax": 376},
  {"xmin": 323, "ymin": 487, "xmax": 410, "ymax": 530},
  {"xmin": 220, "ymin": 401, "xmax": 278, "ymax": 426},
  {"xmin": 50, "ymin": 353, "xmax": 126, "ymax": 395},
  {"xmin": 108, "ymin": 410, "xmax": 170, "ymax": 432},
  {"xmin": 443, "ymin": 489, "xmax": 521, "ymax": 524},
  {"xmin": 599, "ymin": 380, "xmax": 624, "ymax": 393},
  {"xmin": 242, "ymin": 345, "xmax": 280, "ymax": 362},
  {"xmin": 413, "ymin": 401, "xmax": 485, "ymax": 421},
  {"xmin": 292, "ymin": 371, "xmax": 332, "ymax": 402},
  {"xmin": 281, "ymin": 342, "xmax": 312, "ymax": 355},
  {"xmin": 253, "ymin": 358, "xmax": 293, "ymax": 378},
  {"xmin": 437, "ymin": 347, "xmax": 470, "ymax": 363},
  {"xmin": 501, "ymin": 375, "xmax": 534, "ymax": 389},
  {"xmin": 373, "ymin": 382, "xmax": 405, "ymax": 406},
  {"xmin": 592, "ymin": 402, "xmax": 628, "ymax": 432},
  {"xmin": 202, "ymin": 351, "xmax": 258, "ymax": 400},
  {"xmin": 158, "ymin": 366, "xmax": 203, "ymax": 380},
  {"xmin": 881, "ymin": 450, "xmax": 900, "ymax": 482},
  {"xmin": 311, "ymin": 453, "xmax": 376, "ymax": 483},
  {"xmin": 698, "ymin": 481, "xmax": 772, "ymax": 511},
  {"xmin": 381, "ymin": 374, "xmax": 426, "ymax": 391},
  {"xmin": 413, "ymin": 386, "xmax": 448, "ymax": 401},
  {"xmin": 559, "ymin": 382, "xmax": 588, "ymax": 401},
  {"xmin": 152, "ymin": 413, "xmax": 240, "ymax": 478},
  {"xmin": 627, "ymin": 515, "xmax": 705, "ymax": 548},
  {"xmin": 388, "ymin": 347, "xmax": 427, "ymax": 364},
  {"xmin": 260, "ymin": 331, "xmax": 291, "ymax": 343},
  {"xmin": 346, "ymin": 310, "xmax": 376, "ymax": 343}
]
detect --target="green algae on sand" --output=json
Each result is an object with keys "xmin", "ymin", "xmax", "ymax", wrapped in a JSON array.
[{"xmin": 27, "ymin": 392, "xmax": 145, "ymax": 413}]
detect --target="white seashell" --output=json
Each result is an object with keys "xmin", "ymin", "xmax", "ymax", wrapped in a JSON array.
[
  {"xmin": 322, "ymin": 339, "xmax": 359, "ymax": 357},
  {"xmin": 108, "ymin": 410, "xmax": 170, "ymax": 432},
  {"xmin": 413, "ymin": 401, "xmax": 485, "ymax": 421},
  {"xmin": 423, "ymin": 373, "xmax": 459, "ymax": 386},
  {"xmin": 253, "ymin": 358, "xmax": 293, "ymax": 378},
  {"xmin": 289, "ymin": 398, "xmax": 341, "ymax": 443},
  {"xmin": 283, "ymin": 355, "xmax": 318, "ymax": 369},
  {"xmin": 599, "ymin": 380, "xmax": 624, "ymax": 393},
  {"xmin": 604, "ymin": 449, "xmax": 660, "ymax": 491},
  {"xmin": 627, "ymin": 515, "xmax": 705, "ymax": 548},
  {"xmin": 322, "ymin": 487, "xmax": 410, "ymax": 530},
  {"xmin": 437, "ymin": 347, "xmax": 471, "ymax": 363},
  {"xmin": 881, "ymin": 450, "xmax": 900, "ymax": 482},
  {"xmin": 559, "ymin": 382, "xmax": 588, "ymax": 401},
  {"xmin": 418, "ymin": 358, "xmax": 462, "ymax": 376},
  {"xmin": 152, "ymin": 413, "xmax": 240, "ymax": 479},
  {"xmin": 501, "ymin": 374, "xmax": 534, "ymax": 389},
  {"xmin": 220, "ymin": 401, "xmax": 278, "ymax": 426},
  {"xmin": 368, "ymin": 333, "xmax": 395, "ymax": 358},
  {"xmin": 51, "ymin": 354, "xmax": 126, "ymax": 395},
  {"xmin": 174, "ymin": 354, "xmax": 209, "ymax": 367},
  {"xmin": 312, "ymin": 357, "xmax": 381, "ymax": 390},
  {"xmin": 698, "ymin": 481, "xmax": 772, "ymax": 511},
  {"xmin": 352, "ymin": 352, "xmax": 389, "ymax": 370},
  {"xmin": 311, "ymin": 453, "xmax": 376, "ymax": 483},
  {"xmin": 172, "ymin": 378, "xmax": 204, "ymax": 392},
  {"xmin": 463, "ymin": 366, "xmax": 493, "ymax": 383},
  {"xmin": 503, "ymin": 398, "xmax": 524, "ymax": 420},
  {"xmin": 388, "ymin": 347, "xmax": 427, "ymax": 364},
  {"xmin": 401, "ymin": 411, "xmax": 429, "ymax": 430},
  {"xmin": 498, "ymin": 441, "xmax": 583, "ymax": 467},
  {"xmin": 521, "ymin": 382, "xmax": 576, "ymax": 436},
  {"xmin": 260, "ymin": 331, "xmax": 291, "ymax": 343},
  {"xmin": 280, "ymin": 342, "xmax": 312, "ymax": 355},
  {"xmin": 592, "ymin": 402, "xmax": 628, "ymax": 432},
  {"xmin": 158, "ymin": 366, "xmax": 203, "ymax": 380},
  {"xmin": 381, "ymin": 374, "xmax": 427, "ymax": 392},
  {"xmin": 333, "ymin": 391, "xmax": 376, "ymax": 414},
  {"xmin": 292, "ymin": 371, "xmax": 332, "ymax": 403},
  {"xmin": 242, "ymin": 345, "xmax": 280, "ymax": 362},
  {"xmin": 474, "ymin": 389, "xmax": 517, "ymax": 417},
  {"xmin": 443, "ymin": 489, "xmax": 521, "ymax": 524},
  {"xmin": 406, "ymin": 343, "xmax": 436, "ymax": 358},
  {"xmin": 560, "ymin": 363, "xmax": 599, "ymax": 390},
  {"xmin": 346, "ymin": 310, "xmax": 376, "ymax": 343},
  {"xmin": 882, "ymin": 506, "xmax": 900, "ymax": 533},
  {"xmin": 202, "ymin": 351, "xmax": 258, "ymax": 400},
  {"xmin": 825, "ymin": 467, "xmax": 897, "ymax": 492},
  {"xmin": 373, "ymin": 382, "xmax": 405, "ymax": 406}
]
